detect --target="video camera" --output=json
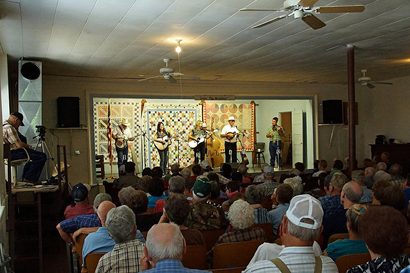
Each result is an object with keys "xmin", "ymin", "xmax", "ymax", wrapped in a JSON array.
[{"xmin": 36, "ymin": 125, "xmax": 46, "ymax": 138}]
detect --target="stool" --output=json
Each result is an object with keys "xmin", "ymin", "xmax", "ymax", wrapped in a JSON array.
[
  {"xmin": 4, "ymin": 148, "xmax": 31, "ymax": 187},
  {"xmin": 253, "ymin": 142, "xmax": 265, "ymax": 169}
]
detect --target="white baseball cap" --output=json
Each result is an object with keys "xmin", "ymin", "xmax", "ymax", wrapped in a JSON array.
[{"xmin": 286, "ymin": 194, "xmax": 323, "ymax": 230}]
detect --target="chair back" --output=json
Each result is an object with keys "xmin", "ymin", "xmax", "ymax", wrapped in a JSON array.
[
  {"xmin": 82, "ymin": 252, "xmax": 105, "ymax": 273},
  {"xmin": 255, "ymin": 142, "xmax": 265, "ymax": 152},
  {"xmin": 212, "ymin": 267, "xmax": 245, "ymax": 273},
  {"xmin": 200, "ymin": 228, "xmax": 225, "ymax": 251},
  {"xmin": 212, "ymin": 240, "xmax": 263, "ymax": 268},
  {"xmin": 182, "ymin": 244, "xmax": 208, "ymax": 269},
  {"xmin": 254, "ymin": 223, "xmax": 276, "ymax": 243},
  {"xmin": 74, "ymin": 233, "xmax": 88, "ymax": 263},
  {"xmin": 335, "ymin": 253, "xmax": 371, "ymax": 273},
  {"xmin": 328, "ymin": 233, "xmax": 349, "ymax": 244}
]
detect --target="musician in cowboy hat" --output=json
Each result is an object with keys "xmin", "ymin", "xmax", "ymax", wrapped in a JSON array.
[
  {"xmin": 188, "ymin": 121, "xmax": 207, "ymax": 164},
  {"xmin": 112, "ymin": 118, "xmax": 135, "ymax": 175}
]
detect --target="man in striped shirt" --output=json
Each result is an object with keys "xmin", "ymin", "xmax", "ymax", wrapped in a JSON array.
[{"xmin": 245, "ymin": 194, "xmax": 338, "ymax": 273}]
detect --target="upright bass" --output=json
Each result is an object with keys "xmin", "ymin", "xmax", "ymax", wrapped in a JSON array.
[{"xmin": 206, "ymin": 117, "xmax": 224, "ymax": 168}]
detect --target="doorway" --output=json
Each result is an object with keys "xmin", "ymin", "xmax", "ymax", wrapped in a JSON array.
[{"xmin": 280, "ymin": 112, "xmax": 292, "ymax": 169}]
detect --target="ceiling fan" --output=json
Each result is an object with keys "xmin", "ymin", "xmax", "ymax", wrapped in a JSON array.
[
  {"xmin": 240, "ymin": 0, "xmax": 365, "ymax": 30},
  {"xmin": 139, "ymin": 58, "xmax": 184, "ymax": 83},
  {"xmin": 358, "ymin": 69, "xmax": 393, "ymax": 89}
]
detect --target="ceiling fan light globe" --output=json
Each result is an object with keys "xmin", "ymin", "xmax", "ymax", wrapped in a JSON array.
[{"xmin": 294, "ymin": 10, "xmax": 303, "ymax": 18}]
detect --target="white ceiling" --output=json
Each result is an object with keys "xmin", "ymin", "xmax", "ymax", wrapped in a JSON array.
[{"xmin": 1, "ymin": 0, "xmax": 410, "ymax": 84}]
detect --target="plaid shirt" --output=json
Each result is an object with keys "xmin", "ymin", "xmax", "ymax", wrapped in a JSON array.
[
  {"xmin": 95, "ymin": 239, "xmax": 144, "ymax": 273},
  {"xmin": 59, "ymin": 213, "xmax": 101, "ymax": 233},
  {"xmin": 3, "ymin": 121, "xmax": 21, "ymax": 149},
  {"xmin": 216, "ymin": 226, "xmax": 267, "ymax": 244}
]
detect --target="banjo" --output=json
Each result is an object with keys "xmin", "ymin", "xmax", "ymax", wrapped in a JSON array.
[{"xmin": 188, "ymin": 136, "xmax": 205, "ymax": 149}]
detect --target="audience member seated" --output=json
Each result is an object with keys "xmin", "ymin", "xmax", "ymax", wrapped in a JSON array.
[
  {"xmin": 159, "ymin": 194, "xmax": 205, "ymax": 245},
  {"xmin": 147, "ymin": 177, "xmax": 166, "ymax": 209},
  {"xmin": 154, "ymin": 175, "xmax": 185, "ymax": 213},
  {"xmin": 351, "ymin": 170, "xmax": 372, "ymax": 203},
  {"xmin": 220, "ymin": 163, "xmax": 233, "ymax": 179},
  {"xmin": 347, "ymin": 206, "xmax": 410, "ymax": 273},
  {"xmin": 364, "ymin": 167, "xmax": 376, "ymax": 189},
  {"xmin": 238, "ymin": 163, "xmax": 253, "ymax": 186},
  {"xmin": 403, "ymin": 174, "xmax": 410, "ymax": 207},
  {"xmin": 170, "ymin": 163, "xmax": 181, "ymax": 177},
  {"xmin": 64, "ymin": 183, "xmax": 94, "ymax": 219},
  {"xmin": 254, "ymin": 165, "xmax": 275, "ymax": 184},
  {"xmin": 118, "ymin": 186, "xmax": 148, "ymax": 214},
  {"xmin": 255, "ymin": 166, "xmax": 279, "ymax": 198},
  {"xmin": 267, "ymin": 184, "xmax": 293, "ymax": 237},
  {"xmin": 186, "ymin": 176, "xmax": 227, "ymax": 230},
  {"xmin": 372, "ymin": 180, "xmax": 405, "ymax": 211},
  {"xmin": 245, "ymin": 194, "xmax": 338, "ymax": 273},
  {"xmin": 217, "ymin": 199, "xmax": 266, "ymax": 244},
  {"xmin": 376, "ymin": 161, "xmax": 388, "ymax": 172},
  {"xmin": 95, "ymin": 205, "xmax": 145, "ymax": 273},
  {"xmin": 313, "ymin": 160, "xmax": 328, "ymax": 177},
  {"xmin": 140, "ymin": 223, "xmax": 211, "ymax": 273},
  {"xmin": 324, "ymin": 159, "xmax": 344, "ymax": 185},
  {"xmin": 373, "ymin": 170, "xmax": 391, "ymax": 184},
  {"xmin": 245, "ymin": 185, "xmax": 269, "ymax": 224},
  {"xmin": 151, "ymin": 166, "xmax": 163, "ymax": 178},
  {"xmin": 319, "ymin": 173, "xmax": 348, "ymax": 247},
  {"xmin": 81, "ymin": 201, "xmax": 116, "ymax": 263},
  {"xmin": 390, "ymin": 163, "xmax": 405, "ymax": 186},
  {"xmin": 112, "ymin": 162, "xmax": 142, "ymax": 189},
  {"xmin": 2, "ymin": 112, "xmax": 47, "ymax": 183},
  {"xmin": 283, "ymin": 176, "xmax": 303, "ymax": 196},
  {"xmin": 324, "ymin": 204, "xmax": 368, "ymax": 261},
  {"xmin": 341, "ymin": 181, "xmax": 363, "ymax": 209},
  {"xmin": 142, "ymin": 167, "xmax": 153, "ymax": 177},
  {"xmin": 207, "ymin": 180, "xmax": 225, "ymax": 208},
  {"xmin": 56, "ymin": 193, "xmax": 112, "ymax": 244}
]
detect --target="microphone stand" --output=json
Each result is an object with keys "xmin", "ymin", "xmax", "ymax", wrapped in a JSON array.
[{"xmin": 136, "ymin": 125, "xmax": 148, "ymax": 171}]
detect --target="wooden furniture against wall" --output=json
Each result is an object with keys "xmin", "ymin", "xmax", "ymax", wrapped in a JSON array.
[
  {"xmin": 95, "ymin": 155, "xmax": 105, "ymax": 179},
  {"xmin": 370, "ymin": 144, "xmax": 410, "ymax": 174}
]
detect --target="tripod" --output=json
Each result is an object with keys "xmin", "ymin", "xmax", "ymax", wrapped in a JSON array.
[{"xmin": 34, "ymin": 135, "xmax": 55, "ymax": 179}]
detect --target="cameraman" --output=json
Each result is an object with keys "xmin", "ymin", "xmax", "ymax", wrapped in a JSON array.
[{"xmin": 3, "ymin": 112, "xmax": 46, "ymax": 183}]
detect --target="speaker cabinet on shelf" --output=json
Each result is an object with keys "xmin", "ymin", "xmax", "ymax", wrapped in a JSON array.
[
  {"xmin": 322, "ymin": 100, "xmax": 344, "ymax": 124},
  {"xmin": 57, "ymin": 97, "xmax": 80, "ymax": 128}
]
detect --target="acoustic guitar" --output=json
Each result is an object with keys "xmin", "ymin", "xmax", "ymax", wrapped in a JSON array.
[{"xmin": 154, "ymin": 136, "xmax": 171, "ymax": 151}]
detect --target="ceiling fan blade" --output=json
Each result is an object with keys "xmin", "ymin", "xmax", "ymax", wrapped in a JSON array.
[
  {"xmin": 252, "ymin": 14, "xmax": 287, "ymax": 29},
  {"xmin": 171, "ymin": 72, "xmax": 184, "ymax": 77},
  {"xmin": 240, "ymin": 8, "xmax": 284, "ymax": 12},
  {"xmin": 366, "ymin": 83, "xmax": 376, "ymax": 89},
  {"xmin": 299, "ymin": 0, "xmax": 320, "ymax": 7},
  {"xmin": 167, "ymin": 75, "xmax": 177, "ymax": 83},
  {"xmin": 302, "ymin": 14, "xmax": 326, "ymax": 29},
  {"xmin": 316, "ymin": 5, "xmax": 365, "ymax": 13},
  {"xmin": 138, "ymin": 75, "xmax": 161, "ymax": 82},
  {"xmin": 373, "ymin": 81, "xmax": 393, "ymax": 85}
]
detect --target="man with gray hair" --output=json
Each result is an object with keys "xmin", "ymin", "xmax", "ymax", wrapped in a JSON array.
[
  {"xmin": 140, "ymin": 223, "xmax": 211, "ymax": 272},
  {"xmin": 154, "ymin": 175, "xmax": 186, "ymax": 212},
  {"xmin": 340, "ymin": 181, "xmax": 363, "ymax": 209},
  {"xmin": 95, "ymin": 205, "xmax": 144, "ymax": 273},
  {"xmin": 245, "ymin": 194, "xmax": 337, "ymax": 272},
  {"xmin": 351, "ymin": 170, "xmax": 372, "ymax": 203}
]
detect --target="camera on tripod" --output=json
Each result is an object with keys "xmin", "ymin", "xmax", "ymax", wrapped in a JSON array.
[{"xmin": 36, "ymin": 125, "xmax": 46, "ymax": 139}]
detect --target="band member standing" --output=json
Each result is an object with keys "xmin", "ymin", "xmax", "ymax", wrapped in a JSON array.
[
  {"xmin": 3, "ymin": 112, "xmax": 47, "ymax": 183},
  {"xmin": 266, "ymin": 116, "xmax": 284, "ymax": 169},
  {"xmin": 220, "ymin": 116, "xmax": 239, "ymax": 163},
  {"xmin": 154, "ymin": 121, "xmax": 171, "ymax": 174},
  {"xmin": 112, "ymin": 119, "xmax": 135, "ymax": 174},
  {"xmin": 188, "ymin": 121, "xmax": 207, "ymax": 164}
]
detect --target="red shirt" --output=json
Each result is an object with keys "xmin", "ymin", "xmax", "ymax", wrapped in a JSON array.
[{"xmin": 64, "ymin": 203, "xmax": 94, "ymax": 219}]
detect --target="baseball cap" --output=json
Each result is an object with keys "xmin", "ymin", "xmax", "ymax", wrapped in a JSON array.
[
  {"xmin": 286, "ymin": 194, "xmax": 323, "ymax": 230},
  {"xmin": 71, "ymin": 183, "xmax": 88, "ymax": 202},
  {"xmin": 193, "ymin": 176, "xmax": 211, "ymax": 198},
  {"xmin": 228, "ymin": 116, "xmax": 235, "ymax": 121},
  {"xmin": 11, "ymin": 112, "xmax": 24, "ymax": 126}
]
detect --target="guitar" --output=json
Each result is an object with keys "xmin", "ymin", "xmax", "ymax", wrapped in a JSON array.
[
  {"xmin": 154, "ymin": 136, "xmax": 171, "ymax": 151},
  {"xmin": 188, "ymin": 136, "xmax": 205, "ymax": 149}
]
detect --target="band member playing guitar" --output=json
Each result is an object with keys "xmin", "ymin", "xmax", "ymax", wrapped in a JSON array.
[
  {"xmin": 112, "ymin": 118, "xmax": 135, "ymax": 174},
  {"xmin": 220, "ymin": 116, "xmax": 239, "ymax": 163},
  {"xmin": 154, "ymin": 121, "xmax": 171, "ymax": 174},
  {"xmin": 188, "ymin": 121, "xmax": 207, "ymax": 164},
  {"xmin": 266, "ymin": 116, "xmax": 285, "ymax": 169}
]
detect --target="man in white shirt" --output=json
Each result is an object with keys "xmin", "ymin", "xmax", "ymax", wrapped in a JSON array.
[
  {"xmin": 245, "ymin": 194, "xmax": 338, "ymax": 273},
  {"xmin": 112, "ymin": 119, "xmax": 135, "ymax": 174},
  {"xmin": 220, "ymin": 116, "xmax": 239, "ymax": 164}
]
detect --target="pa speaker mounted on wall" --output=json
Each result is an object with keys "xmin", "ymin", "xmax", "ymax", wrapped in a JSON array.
[
  {"xmin": 322, "ymin": 100, "xmax": 344, "ymax": 124},
  {"xmin": 57, "ymin": 97, "xmax": 80, "ymax": 128}
]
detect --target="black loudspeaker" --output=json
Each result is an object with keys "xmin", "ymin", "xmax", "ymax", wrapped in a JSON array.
[
  {"xmin": 57, "ymin": 97, "xmax": 80, "ymax": 127},
  {"xmin": 323, "ymin": 100, "xmax": 344, "ymax": 124}
]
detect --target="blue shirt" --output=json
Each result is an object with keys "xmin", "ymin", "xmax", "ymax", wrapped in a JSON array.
[
  {"xmin": 82, "ymin": 227, "xmax": 114, "ymax": 262},
  {"xmin": 326, "ymin": 239, "xmax": 368, "ymax": 261},
  {"xmin": 267, "ymin": 203, "xmax": 289, "ymax": 236},
  {"xmin": 148, "ymin": 195, "xmax": 166, "ymax": 208},
  {"xmin": 59, "ymin": 213, "xmax": 101, "ymax": 233},
  {"xmin": 144, "ymin": 259, "xmax": 211, "ymax": 273},
  {"xmin": 319, "ymin": 195, "xmax": 347, "ymax": 244}
]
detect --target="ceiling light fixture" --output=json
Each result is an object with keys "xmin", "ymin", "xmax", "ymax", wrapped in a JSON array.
[{"xmin": 175, "ymin": 39, "xmax": 182, "ymax": 54}]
